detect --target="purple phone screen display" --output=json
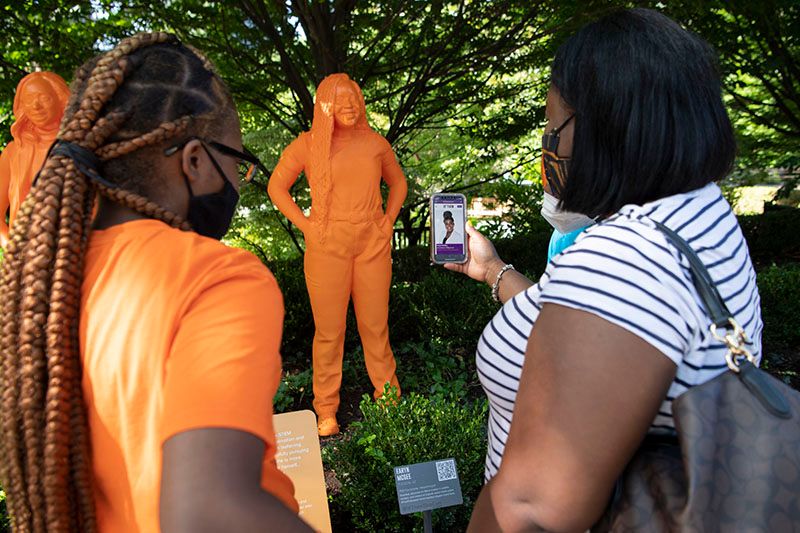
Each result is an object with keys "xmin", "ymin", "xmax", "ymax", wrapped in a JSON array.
[{"xmin": 433, "ymin": 195, "xmax": 465, "ymax": 255}]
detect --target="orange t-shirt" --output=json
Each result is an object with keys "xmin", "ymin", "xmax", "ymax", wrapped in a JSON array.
[
  {"xmin": 271, "ymin": 129, "xmax": 405, "ymax": 218},
  {"xmin": 80, "ymin": 219, "xmax": 297, "ymax": 532}
]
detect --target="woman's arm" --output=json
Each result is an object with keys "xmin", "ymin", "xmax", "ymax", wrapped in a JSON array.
[
  {"xmin": 467, "ymin": 303, "xmax": 676, "ymax": 532},
  {"xmin": 444, "ymin": 224, "xmax": 534, "ymax": 303},
  {"xmin": 159, "ymin": 260, "xmax": 308, "ymax": 531},
  {"xmin": 161, "ymin": 429, "xmax": 313, "ymax": 533},
  {"xmin": 267, "ymin": 139, "xmax": 311, "ymax": 234},
  {"xmin": 380, "ymin": 141, "xmax": 408, "ymax": 223}
]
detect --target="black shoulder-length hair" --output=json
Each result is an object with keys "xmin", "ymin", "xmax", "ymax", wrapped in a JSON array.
[{"xmin": 552, "ymin": 8, "xmax": 736, "ymax": 218}]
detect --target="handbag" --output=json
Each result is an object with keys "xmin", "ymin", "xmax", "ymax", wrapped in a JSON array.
[{"xmin": 592, "ymin": 221, "xmax": 800, "ymax": 532}]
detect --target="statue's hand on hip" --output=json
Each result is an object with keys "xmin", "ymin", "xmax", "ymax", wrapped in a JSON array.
[
  {"xmin": 300, "ymin": 217, "xmax": 319, "ymax": 244},
  {"xmin": 377, "ymin": 214, "xmax": 394, "ymax": 240}
]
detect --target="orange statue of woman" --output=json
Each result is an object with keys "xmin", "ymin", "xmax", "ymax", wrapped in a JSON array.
[
  {"xmin": 268, "ymin": 73, "xmax": 408, "ymax": 436},
  {"xmin": 0, "ymin": 72, "xmax": 70, "ymax": 248}
]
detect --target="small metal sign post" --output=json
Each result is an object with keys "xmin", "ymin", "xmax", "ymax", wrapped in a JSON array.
[{"xmin": 394, "ymin": 458, "xmax": 463, "ymax": 533}]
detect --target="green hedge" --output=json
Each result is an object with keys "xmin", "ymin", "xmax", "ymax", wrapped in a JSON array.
[
  {"xmin": 324, "ymin": 390, "xmax": 487, "ymax": 532},
  {"xmin": 271, "ymin": 208, "xmax": 799, "ymax": 376},
  {"xmin": 738, "ymin": 206, "xmax": 800, "ymax": 268},
  {"xmin": 0, "ymin": 489, "xmax": 8, "ymax": 533},
  {"xmin": 271, "ymin": 229, "xmax": 551, "ymax": 367},
  {"xmin": 758, "ymin": 263, "xmax": 800, "ymax": 388},
  {"xmin": 758, "ymin": 263, "xmax": 800, "ymax": 349}
]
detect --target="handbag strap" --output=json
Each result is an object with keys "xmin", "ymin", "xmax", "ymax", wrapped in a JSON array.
[{"xmin": 651, "ymin": 220, "xmax": 756, "ymax": 372}]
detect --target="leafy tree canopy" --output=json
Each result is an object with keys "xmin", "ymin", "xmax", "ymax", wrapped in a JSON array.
[{"xmin": 0, "ymin": 1, "xmax": 797, "ymax": 257}]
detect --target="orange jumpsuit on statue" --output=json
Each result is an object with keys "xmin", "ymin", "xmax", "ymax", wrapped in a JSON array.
[
  {"xmin": 268, "ymin": 74, "xmax": 407, "ymax": 431},
  {"xmin": 0, "ymin": 72, "xmax": 69, "ymax": 248}
]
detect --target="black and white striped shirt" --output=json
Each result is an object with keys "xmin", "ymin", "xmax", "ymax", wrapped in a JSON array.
[{"xmin": 476, "ymin": 183, "xmax": 762, "ymax": 481}]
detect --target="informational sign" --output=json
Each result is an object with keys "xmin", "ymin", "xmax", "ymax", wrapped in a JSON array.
[
  {"xmin": 394, "ymin": 458, "xmax": 464, "ymax": 515},
  {"xmin": 274, "ymin": 410, "xmax": 332, "ymax": 533}
]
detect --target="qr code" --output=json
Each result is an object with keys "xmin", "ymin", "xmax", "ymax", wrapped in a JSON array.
[{"xmin": 436, "ymin": 459, "xmax": 457, "ymax": 482}]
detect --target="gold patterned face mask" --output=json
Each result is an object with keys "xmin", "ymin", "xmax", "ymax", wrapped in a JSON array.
[{"xmin": 541, "ymin": 113, "xmax": 574, "ymax": 198}]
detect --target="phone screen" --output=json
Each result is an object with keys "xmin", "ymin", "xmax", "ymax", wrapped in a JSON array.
[{"xmin": 431, "ymin": 193, "xmax": 467, "ymax": 264}]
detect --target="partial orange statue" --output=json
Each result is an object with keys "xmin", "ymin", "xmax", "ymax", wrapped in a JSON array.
[
  {"xmin": 269, "ymin": 73, "xmax": 408, "ymax": 436},
  {"xmin": 0, "ymin": 72, "xmax": 70, "ymax": 248}
]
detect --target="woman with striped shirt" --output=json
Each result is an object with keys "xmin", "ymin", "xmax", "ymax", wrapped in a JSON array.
[{"xmin": 446, "ymin": 9, "xmax": 762, "ymax": 532}]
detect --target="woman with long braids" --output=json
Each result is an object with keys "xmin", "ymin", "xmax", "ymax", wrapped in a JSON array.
[
  {"xmin": 0, "ymin": 33, "xmax": 312, "ymax": 532},
  {"xmin": 269, "ymin": 73, "xmax": 407, "ymax": 437},
  {"xmin": 0, "ymin": 71, "xmax": 70, "ymax": 248}
]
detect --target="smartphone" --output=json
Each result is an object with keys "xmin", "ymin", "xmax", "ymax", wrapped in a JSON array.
[{"xmin": 430, "ymin": 193, "xmax": 468, "ymax": 264}]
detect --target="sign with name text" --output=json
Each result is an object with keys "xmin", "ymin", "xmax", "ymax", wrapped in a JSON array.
[{"xmin": 394, "ymin": 458, "xmax": 464, "ymax": 515}]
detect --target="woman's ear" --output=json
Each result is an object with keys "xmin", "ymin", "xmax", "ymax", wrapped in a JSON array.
[{"xmin": 181, "ymin": 139, "xmax": 206, "ymax": 186}]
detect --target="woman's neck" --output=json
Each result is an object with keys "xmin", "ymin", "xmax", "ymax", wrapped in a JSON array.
[
  {"xmin": 38, "ymin": 122, "xmax": 60, "ymax": 136},
  {"xmin": 333, "ymin": 126, "xmax": 361, "ymax": 137},
  {"xmin": 92, "ymin": 199, "xmax": 148, "ymax": 230}
]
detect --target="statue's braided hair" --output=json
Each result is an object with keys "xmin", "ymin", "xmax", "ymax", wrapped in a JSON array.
[
  {"xmin": 308, "ymin": 73, "xmax": 370, "ymax": 242},
  {"xmin": 0, "ymin": 32, "xmax": 235, "ymax": 532}
]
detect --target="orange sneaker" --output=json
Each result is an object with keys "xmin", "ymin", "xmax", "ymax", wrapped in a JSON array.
[{"xmin": 317, "ymin": 415, "xmax": 340, "ymax": 437}]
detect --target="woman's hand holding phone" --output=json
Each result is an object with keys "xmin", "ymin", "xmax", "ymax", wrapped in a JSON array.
[{"xmin": 443, "ymin": 223, "xmax": 506, "ymax": 283}]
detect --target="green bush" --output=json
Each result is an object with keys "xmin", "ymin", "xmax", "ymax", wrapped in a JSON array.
[
  {"xmin": 273, "ymin": 367, "xmax": 313, "ymax": 413},
  {"xmin": 758, "ymin": 263, "xmax": 800, "ymax": 349},
  {"xmin": 268, "ymin": 257, "xmax": 314, "ymax": 361},
  {"xmin": 738, "ymin": 207, "xmax": 800, "ymax": 268},
  {"xmin": 493, "ymin": 230, "xmax": 549, "ymax": 279},
  {"xmin": 392, "ymin": 245, "xmax": 435, "ymax": 283},
  {"xmin": 1, "ymin": 487, "xmax": 9, "ymax": 533},
  {"xmin": 394, "ymin": 339, "xmax": 480, "ymax": 401},
  {"xmin": 391, "ymin": 269, "xmax": 496, "ymax": 349},
  {"xmin": 324, "ymin": 390, "xmax": 488, "ymax": 532},
  {"xmin": 269, "ymin": 227, "xmax": 551, "ymax": 366},
  {"xmin": 757, "ymin": 263, "xmax": 800, "ymax": 388}
]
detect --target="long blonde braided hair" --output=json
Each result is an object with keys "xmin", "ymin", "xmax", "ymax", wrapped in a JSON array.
[{"xmin": 0, "ymin": 32, "xmax": 234, "ymax": 532}]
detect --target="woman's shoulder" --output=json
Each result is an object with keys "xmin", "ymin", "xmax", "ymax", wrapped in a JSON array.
[
  {"xmin": 174, "ymin": 230, "xmax": 276, "ymax": 284},
  {"xmin": 360, "ymin": 129, "xmax": 392, "ymax": 149},
  {"xmin": 91, "ymin": 220, "xmax": 277, "ymax": 289},
  {"xmin": 570, "ymin": 183, "xmax": 728, "ymax": 261},
  {"xmin": 285, "ymin": 131, "xmax": 311, "ymax": 152},
  {"xmin": 0, "ymin": 139, "xmax": 19, "ymax": 158},
  {"xmin": 563, "ymin": 216, "xmax": 674, "ymax": 272}
]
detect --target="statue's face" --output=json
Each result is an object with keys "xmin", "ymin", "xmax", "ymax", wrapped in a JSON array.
[
  {"xmin": 21, "ymin": 78, "xmax": 60, "ymax": 129},
  {"xmin": 333, "ymin": 83, "xmax": 361, "ymax": 128}
]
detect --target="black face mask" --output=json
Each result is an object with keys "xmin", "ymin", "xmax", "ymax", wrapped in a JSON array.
[{"xmin": 184, "ymin": 144, "xmax": 240, "ymax": 240}]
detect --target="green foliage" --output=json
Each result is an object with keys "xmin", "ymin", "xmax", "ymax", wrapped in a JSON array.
[
  {"xmin": 273, "ymin": 368, "xmax": 313, "ymax": 413},
  {"xmin": 1, "ymin": 1, "xmax": 796, "ymax": 249},
  {"xmin": 226, "ymin": 126, "xmax": 309, "ymax": 261},
  {"xmin": 758, "ymin": 263, "xmax": 800, "ymax": 350},
  {"xmin": 324, "ymin": 389, "xmax": 488, "ymax": 532},
  {"xmin": 475, "ymin": 153, "xmax": 549, "ymax": 240},
  {"xmin": 774, "ymin": 176, "xmax": 800, "ymax": 204},
  {"xmin": 268, "ymin": 257, "xmax": 314, "ymax": 360},
  {"xmin": 0, "ymin": 487, "xmax": 8, "ymax": 533},
  {"xmin": 492, "ymin": 227, "xmax": 551, "ymax": 279},
  {"xmin": 738, "ymin": 207, "xmax": 800, "ymax": 268},
  {"xmin": 394, "ymin": 339, "xmax": 478, "ymax": 401},
  {"xmin": 757, "ymin": 263, "xmax": 800, "ymax": 389},
  {"xmin": 657, "ymin": 0, "xmax": 800, "ymax": 174},
  {"xmin": 390, "ymin": 269, "xmax": 496, "ymax": 349},
  {"xmin": 0, "ymin": 0, "xmax": 136, "ymax": 145},
  {"xmin": 270, "ymin": 229, "xmax": 551, "ymax": 367}
]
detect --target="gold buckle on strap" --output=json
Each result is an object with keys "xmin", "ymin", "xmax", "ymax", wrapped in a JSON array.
[{"xmin": 710, "ymin": 317, "xmax": 756, "ymax": 373}]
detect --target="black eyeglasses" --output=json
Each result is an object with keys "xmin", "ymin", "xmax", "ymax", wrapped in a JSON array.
[{"xmin": 164, "ymin": 136, "xmax": 268, "ymax": 184}]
